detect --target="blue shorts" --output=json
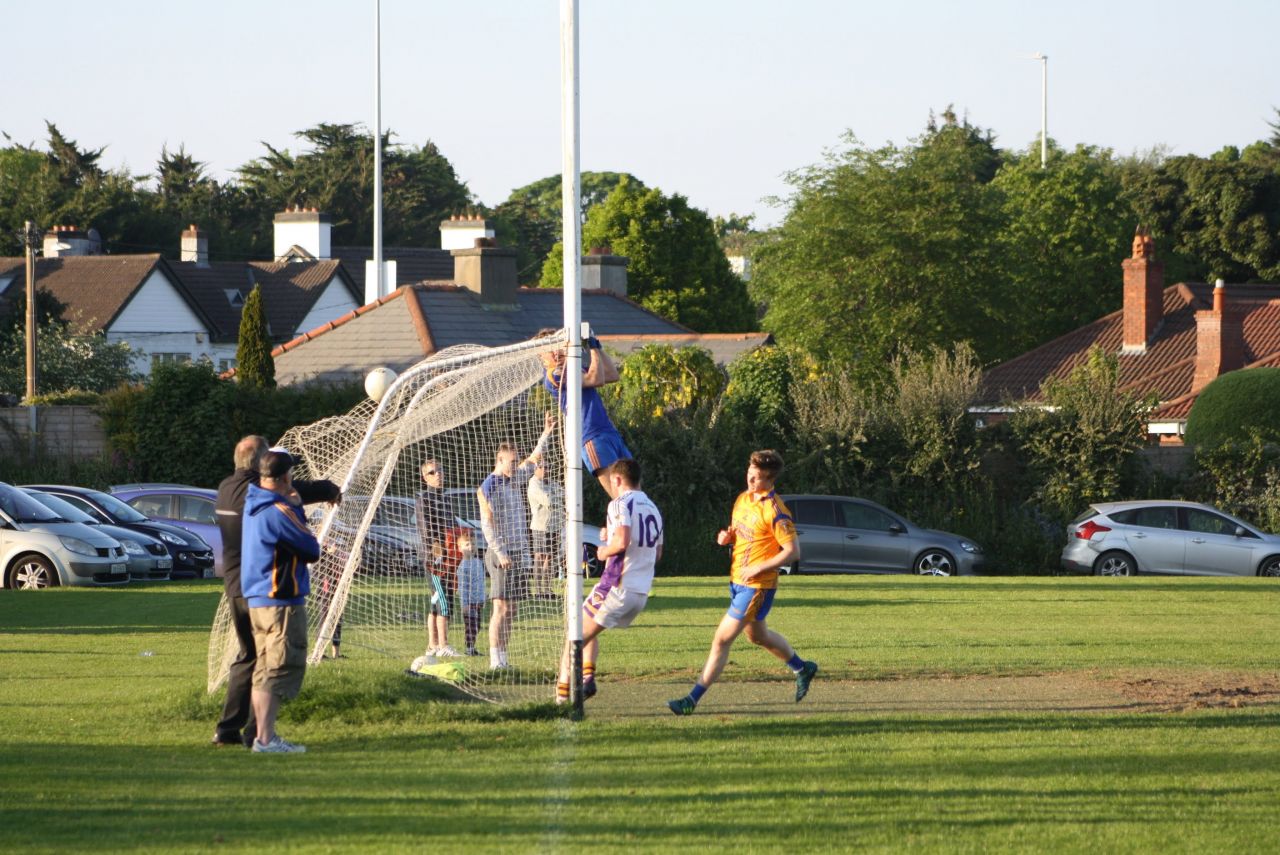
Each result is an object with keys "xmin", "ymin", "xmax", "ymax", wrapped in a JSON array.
[
  {"xmin": 726, "ymin": 582, "xmax": 776, "ymax": 622},
  {"xmin": 583, "ymin": 432, "xmax": 631, "ymax": 475}
]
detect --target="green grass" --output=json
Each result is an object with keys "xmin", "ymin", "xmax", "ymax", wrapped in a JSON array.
[{"xmin": 2, "ymin": 577, "xmax": 1279, "ymax": 852}]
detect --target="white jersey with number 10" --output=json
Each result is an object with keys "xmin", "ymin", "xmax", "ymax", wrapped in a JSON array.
[{"xmin": 606, "ymin": 489, "xmax": 663, "ymax": 595}]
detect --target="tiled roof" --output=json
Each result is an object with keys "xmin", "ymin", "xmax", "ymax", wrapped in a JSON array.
[
  {"xmin": 978, "ymin": 282, "xmax": 1280, "ymax": 418},
  {"xmin": 270, "ymin": 283, "xmax": 698, "ymax": 385},
  {"xmin": 0, "ymin": 254, "xmax": 176, "ymax": 334},
  {"xmin": 331, "ymin": 246, "xmax": 455, "ymax": 296}
]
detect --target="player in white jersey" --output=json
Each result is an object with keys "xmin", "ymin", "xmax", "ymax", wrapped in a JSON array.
[{"xmin": 557, "ymin": 458, "xmax": 663, "ymax": 703}]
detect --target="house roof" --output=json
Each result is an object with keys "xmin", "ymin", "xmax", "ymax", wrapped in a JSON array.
[
  {"xmin": 978, "ymin": 281, "xmax": 1280, "ymax": 422},
  {"xmin": 269, "ymin": 283, "xmax": 700, "ymax": 385},
  {"xmin": 600, "ymin": 332, "xmax": 774, "ymax": 366},
  {"xmin": 0, "ymin": 254, "xmax": 358, "ymax": 344},
  {"xmin": 330, "ymin": 246, "xmax": 455, "ymax": 296}
]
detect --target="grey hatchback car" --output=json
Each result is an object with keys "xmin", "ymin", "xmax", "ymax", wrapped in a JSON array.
[
  {"xmin": 782, "ymin": 494, "xmax": 985, "ymax": 576},
  {"xmin": 1061, "ymin": 500, "xmax": 1280, "ymax": 577}
]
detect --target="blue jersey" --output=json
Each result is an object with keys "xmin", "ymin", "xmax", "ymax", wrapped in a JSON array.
[{"xmin": 543, "ymin": 366, "xmax": 619, "ymax": 443}]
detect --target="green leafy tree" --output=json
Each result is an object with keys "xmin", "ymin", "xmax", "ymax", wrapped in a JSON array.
[
  {"xmin": 235, "ymin": 285, "xmax": 275, "ymax": 388},
  {"xmin": 541, "ymin": 178, "xmax": 756, "ymax": 332},
  {"xmin": 0, "ymin": 290, "xmax": 136, "ymax": 398},
  {"xmin": 601, "ymin": 344, "xmax": 726, "ymax": 424},
  {"xmin": 1184, "ymin": 367, "xmax": 1280, "ymax": 447},
  {"xmin": 1010, "ymin": 348, "xmax": 1154, "ymax": 521},
  {"xmin": 752, "ymin": 110, "xmax": 1003, "ymax": 379}
]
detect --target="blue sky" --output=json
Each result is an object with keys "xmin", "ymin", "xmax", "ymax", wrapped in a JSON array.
[{"xmin": 4, "ymin": 0, "xmax": 1277, "ymax": 227}]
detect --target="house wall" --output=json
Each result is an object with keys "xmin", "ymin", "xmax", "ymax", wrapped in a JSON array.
[
  {"xmin": 0, "ymin": 406, "xmax": 107, "ymax": 461},
  {"xmin": 295, "ymin": 277, "xmax": 360, "ymax": 336},
  {"xmin": 107, "ymin": 269, "xmax": 214, "ymax": 375}
]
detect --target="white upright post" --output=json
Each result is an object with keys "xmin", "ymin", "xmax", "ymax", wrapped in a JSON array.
[
  {"xmin": 1038, "ymin": 52, "xmax": 1048, "ymax": 169},
  {"xmin": 559, "ymin": 0, "xmax": 585, "ymax": 716},
  {"xmin": 372, "ymin": 0, "xmax": 385, "ymax": 297}
]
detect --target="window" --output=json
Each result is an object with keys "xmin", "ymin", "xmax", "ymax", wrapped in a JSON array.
[
  {"xmin": 218, "ymin": 358, "xmax": 237, "ymax": 372},
  {"xmin": 58, "ymin": 494, "xmax": 106, "ymax": 522},
  {"xmin": 1111, "ymin": 507, "xmax": 1177, "ymax": 529},
  {"xmin": 840, "ymin": 502, "xmax": 896, "ymax": 532},
  {"xmin": 179, "ymin": 495, "xmax": 216, "ymax": 525},
  {"xmin": 1184, "ymin": 508, "xmax": 1237, "ymax": 536},
  {"xmin": 151, "ymin": 352, "xmax": 191, "ymax": 366},
  {"xmin": 791, "ymin": 499, "xmax": 836, "ymax": 527},
  {"xmin": 129, "ymin": 495, "xmax": 172, "ymax": 518}
]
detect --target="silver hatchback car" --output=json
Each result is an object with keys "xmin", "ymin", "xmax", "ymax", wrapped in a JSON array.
[
  {"xmin": 782, "ymin": 494, "xmax": 985, "ymax": 576},
  {"xmin": 1061, "ymin": 500, "xmax": 1280, "ymax": 577}
]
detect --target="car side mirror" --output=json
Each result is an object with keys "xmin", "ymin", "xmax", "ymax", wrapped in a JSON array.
[
  {"xmin": 1235, "ymin": 525, "xmax": 1248, "ymax": 538},
  {"xmin": 888, "ymin": 522, "xmax": 905, "ymax": 535}
]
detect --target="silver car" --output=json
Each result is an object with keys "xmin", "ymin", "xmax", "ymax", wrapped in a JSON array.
[
  {"xmin": 1061, "ymin": 500, "xmax": 1280, "ymax": 577},
  {"xmin": 22, "ymin": 488, "xmax": 173, "ymax": 581},
  {"xmin": 0, "ymin": 481, "xmax": 130, "ymax": 589},
  {"xmin": 782, "ymin": 494, "xmax": 985, "ymax": 576}
]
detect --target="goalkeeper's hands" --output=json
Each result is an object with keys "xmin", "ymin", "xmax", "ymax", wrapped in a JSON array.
[{"xmin": 586, "ymin": 335, "xmax": 602, "ymax": 350}]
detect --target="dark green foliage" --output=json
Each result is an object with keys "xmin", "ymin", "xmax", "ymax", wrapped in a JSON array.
[
  {"xmin": 235, "ymin": 285, "xmax": 275, "ymax": 389},
  {"xmin": 1184, "ymin": 368, "xmax": 1280, "ymax": 447},
  {"xmin": 540, "ymin": 178, "xmax": 756, "ymax": 332},
  {"xmin": 1191, "ymin": 432, "xmax": 1280, "ymax": 533}
]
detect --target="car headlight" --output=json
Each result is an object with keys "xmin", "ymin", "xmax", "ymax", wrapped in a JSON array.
[
  {"xmin": 122, "ymin": 540, "xmax": 146, "ymax": 556},
  {"xmin": 58, "ymin": 535, "xmax": 98, "ymax": 557},
  {"xmin": 959, "ymin": 541, "xmax": 982, "ymax": 554},
  {"xmin": 158, "ymin": 532, "xmax": 185, "ymax": 545}
]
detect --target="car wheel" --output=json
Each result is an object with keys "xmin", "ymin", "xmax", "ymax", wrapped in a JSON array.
[
  {"xmin": 9, "ymin": 554, "xmax": 60, "ymax": 589},
  {"xmin": 1258, "ymin": 556, "xmax": 1280, "ymax": 577},
  {"xmin": 583, "ymin": 544, "xmax": 601, "ymax": 579},
  {"xmin": 1094, "ymin": 551, "xmax": 1136, "ymax": 577},
  {"xmin": 915, "ymin": 550, "xmax": 954, "ymax": 576}
]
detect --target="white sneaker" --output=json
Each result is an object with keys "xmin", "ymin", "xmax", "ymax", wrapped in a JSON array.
[
  {"xmin": 252, "ymin": 735, "xmax": 306, "ymax": 754},
  {"xmin": 436, "ymin": 645, "xmax": 460, "ymax": 657}
]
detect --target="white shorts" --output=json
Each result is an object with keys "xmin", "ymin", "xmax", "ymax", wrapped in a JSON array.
[{"xmin": 587, "ymin": 587, "xmax": 648, "ymax": 629}]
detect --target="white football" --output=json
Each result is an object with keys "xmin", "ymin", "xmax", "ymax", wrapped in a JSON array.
[
  {"xmin": 364, "ymin": 366, "xmax": 397, "ymax": 402},
  {"xmin": 410, "ymin": 654, "xmax": 437, "ymax": 672}
]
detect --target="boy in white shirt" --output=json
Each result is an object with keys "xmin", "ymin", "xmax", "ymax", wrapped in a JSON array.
[{"xmin": 556, "ymin": 458, "xmax": 663, "ymax": 703}]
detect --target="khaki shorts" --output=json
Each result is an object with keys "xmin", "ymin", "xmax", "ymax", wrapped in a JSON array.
[
  {"xmin": 486, "ymin": 548, "xmax": 529, "ymax": 601},
  {"xmin": 249, "ymin": 604, "xmax": 308, "ymax": 699}
]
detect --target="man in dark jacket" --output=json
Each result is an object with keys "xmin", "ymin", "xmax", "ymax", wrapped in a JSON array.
[{"xmin": 211, "ymin": 435, "xmax": 339, "ymax": 748}]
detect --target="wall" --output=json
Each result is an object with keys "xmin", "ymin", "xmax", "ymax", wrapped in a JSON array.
[{"xmin": 0, "ymin": 406, "xmax": 107, "ymax": 462}]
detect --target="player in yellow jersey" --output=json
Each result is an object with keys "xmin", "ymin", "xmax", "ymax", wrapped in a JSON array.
[{"xmin": 668, "ymin": 449, "xmax": 818, "ymax": 715}]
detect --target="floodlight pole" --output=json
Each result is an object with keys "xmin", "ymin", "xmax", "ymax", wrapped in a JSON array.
[
  {"xmin": 372, "ymin": 0, "xmax": 384, "ymax": 297},
  {"xmin": 22, "ymin": 221, "xmax": 39, "ymax": 401},
  {"xmin": 560, "ymin": 0, "xmax": 586, "ymax": 718},
  {"xmin": 1034, "ymin": 52, "xmax": 1048, "ymax": 169}
]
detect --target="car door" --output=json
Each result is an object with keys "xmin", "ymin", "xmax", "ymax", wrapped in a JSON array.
[
  {"xmin": 1112, "ymin": 506, "xmax": 1187, "ymax": 575},
  {"xmin": 788, "ymin": 499, "xmax": 844, "ymax": 572},
  {"xmin": 1180, "ymin": 507, "xmax": 1257, "ymax": 576},
  {"xmin": 838, "ymin": 501, "xmax": 914, "ymax": 572}
]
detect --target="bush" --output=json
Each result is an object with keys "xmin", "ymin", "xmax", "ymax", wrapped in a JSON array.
[{"xmin": 1185, "ymin": 367, "xmax": 1280, "ymax": 447}]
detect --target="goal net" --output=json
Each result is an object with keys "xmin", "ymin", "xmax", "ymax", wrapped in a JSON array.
[{"xmin": 208, "ymin": 333, "xmax": 577, "ymax": 705}]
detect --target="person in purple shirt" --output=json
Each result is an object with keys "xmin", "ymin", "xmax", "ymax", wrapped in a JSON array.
[{"xmin": 537, "ymin": 328, "xmax": 632, "ymax": 496}]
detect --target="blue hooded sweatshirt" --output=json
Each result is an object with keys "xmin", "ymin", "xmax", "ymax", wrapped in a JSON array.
[{"xmin": 241, "ymin": 483, "xmax": 321, "ymax": 608}]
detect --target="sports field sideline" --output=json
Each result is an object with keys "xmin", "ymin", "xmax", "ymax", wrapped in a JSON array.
[{"xmin": 2, "ymin": 576, "xmax": 1278, "ymax": 852}]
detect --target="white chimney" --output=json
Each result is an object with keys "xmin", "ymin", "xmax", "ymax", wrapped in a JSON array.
[
  {"xmin": 42, "ymin": 225, "xmax": 102, "ymax": 257},
  {"xmin": 440, "ymin": 214, "xmax": 495, "ymax": 251},
  {"xmin": 180, "ymin": 224, "xmax": 209, "ymax": 265},
  {"xmin": 273, "ymin": 207, "xmax": 332, "ymax": 261}
]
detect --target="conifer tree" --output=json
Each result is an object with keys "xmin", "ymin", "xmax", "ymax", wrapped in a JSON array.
[{"xmin": 235, "ymin": 285, "xmax": 275, "ymax": 388}]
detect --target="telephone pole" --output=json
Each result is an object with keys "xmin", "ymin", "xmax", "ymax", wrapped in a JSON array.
[{"xmin": 21, "ymin": 221, "xmax": 41, "ymax": 400}]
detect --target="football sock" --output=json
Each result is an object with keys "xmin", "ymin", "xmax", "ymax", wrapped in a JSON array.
[
  {"xmin": 557, "ymin": 681, "xmax": 570, "ymax": 701},
  {"xmin": 689, "ymin": 683, "xmax": 707, "ymax": 703},
  {"xmin": 583, "ymin": 662, "xmax": 596, "ymax": 684},
  {"xmin": 787, "ymin": 653, "xmax": 805, "ymax": 673}
]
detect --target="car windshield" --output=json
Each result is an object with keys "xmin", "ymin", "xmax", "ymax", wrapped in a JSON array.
[
  {"xmin": 22, "ymin": 490, "xmax": 97, "ymax": 524},
  {"xmin": 87, "ymin": 489, "xmax": 150, "ymax": 522},
  {"xmin": 0, "ymin": 484, "xmax": 64, "ymax": 524}
]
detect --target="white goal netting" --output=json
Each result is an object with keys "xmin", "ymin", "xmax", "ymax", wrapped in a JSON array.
[{"xmin": 208, "ymin": 334, "xmax": 578, "ymax": 704}]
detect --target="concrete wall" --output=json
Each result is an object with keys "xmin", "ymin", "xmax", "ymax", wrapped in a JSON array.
[{"xmin": 0, "ymin": 406, "xmax": 108, "ymax": 462}]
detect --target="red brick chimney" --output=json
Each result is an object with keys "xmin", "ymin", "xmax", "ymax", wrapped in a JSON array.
[
  {"xmin": 1192, "ymin": 279, "xmax": 1245, "ymax": 392},
  {"xmin": 1120, "ymin": 227, "xmax": 1164, "ymax": 354}
]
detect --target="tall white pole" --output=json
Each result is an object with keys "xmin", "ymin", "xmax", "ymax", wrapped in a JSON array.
[
  {"xmin": 1037, "ymin": 52, "xmax": 1048, "ymax": 169},
  {"xmin": 373, "ymin": 0, "xmax": 385, "ymax": 296},
  {"xmin": 559, "ymin": 0, "xmax": 585, "ymax": 714}
]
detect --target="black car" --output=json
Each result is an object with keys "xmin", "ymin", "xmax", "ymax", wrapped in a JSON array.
[{"xmin": 23, "ymin": 485, "xmax": 216, "ymax": 579}]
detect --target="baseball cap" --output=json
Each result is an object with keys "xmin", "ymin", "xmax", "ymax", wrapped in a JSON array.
[{"xmin": 259, "ymin": 446, "xmax": 295, "ymax": 479}]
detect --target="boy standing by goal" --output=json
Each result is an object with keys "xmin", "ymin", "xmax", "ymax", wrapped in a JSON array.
[
  {"xmin": 668, "ymin": 449, "xmax": 817, "ymax": 715},
  {"xmin": 557, "ymin": 458, "xmax": 662, "ymax": 703}
]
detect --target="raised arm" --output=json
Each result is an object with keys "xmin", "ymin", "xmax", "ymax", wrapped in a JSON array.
[{"xmin": 582, "ymin": 343, "xmax": 619, "ymax": 388}]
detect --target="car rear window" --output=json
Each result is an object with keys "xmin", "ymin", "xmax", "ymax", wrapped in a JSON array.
[{"xmin": 1071, "ymin": 508, "xmax": 1099, "ymax": 524}]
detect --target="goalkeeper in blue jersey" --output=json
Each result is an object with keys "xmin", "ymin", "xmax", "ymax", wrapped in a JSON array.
[{"xmin": 537, "ymin": 328, "xmax": 632, "ymax": 496}]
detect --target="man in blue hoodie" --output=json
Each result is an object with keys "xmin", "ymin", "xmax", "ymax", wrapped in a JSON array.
[{"xmin": 241, "ymin": 448, "xmax": 321, "ymax": 754}]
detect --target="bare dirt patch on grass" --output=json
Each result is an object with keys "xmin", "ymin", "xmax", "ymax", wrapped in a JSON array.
[{"xmin": 589, "ymin": 670, "xmax": 1280, "ymax": 718}]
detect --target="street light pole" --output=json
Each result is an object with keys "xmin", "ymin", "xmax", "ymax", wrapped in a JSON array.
[
  {"xmin": 1032, "ymin": 52, "xmax": 1048, "ymax": 168},
  {"xmin": 21, "ymin": 221, "xmax": 40, "ymax": 400},
  {"xmin": 372, "ymin": 0, "xmax": 384, "ymax": 299}
]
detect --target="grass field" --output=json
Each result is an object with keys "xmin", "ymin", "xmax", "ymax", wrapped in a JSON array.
[{"xmin": 2, "ymin": 576, "xmax": 1279, "ymax": 853}]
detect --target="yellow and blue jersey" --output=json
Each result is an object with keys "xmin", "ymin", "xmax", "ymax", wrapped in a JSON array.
[{"xmin": 729, "ymin": 490, "xmax": 796, "ymax": 590}]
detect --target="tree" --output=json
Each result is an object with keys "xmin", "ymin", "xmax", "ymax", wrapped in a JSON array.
[
  {"xmin": 235, "ymin": 285, "xmax": 275, "ymax": 388},
  {"xmin": 600, "ymin": 344, "xmax": 726, "ymax": 423},
  {"xmin": 540, "ymin": 178, "xmax": 756, "ymax": 332},
  {"xmin": 491, "ymin": 172, "xmax": 643, "ymax": 284},
  {"xmin": 751, "ymin": 111, "xmax": 1003, "ymax": 379},
  {"xmin": 1184, "ymin": 368, "xmax": 1280, "ymax": 447},
  {"xmin": 0, "ymin": 289, "xmax": 136, "ymax": 399}
]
